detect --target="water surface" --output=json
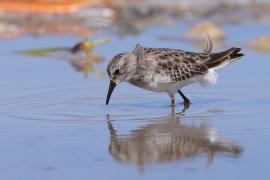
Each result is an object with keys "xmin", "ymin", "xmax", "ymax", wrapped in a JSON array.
[{"xmin": 0, "ymin": 23, "xmax": 270, "ymax": 180}]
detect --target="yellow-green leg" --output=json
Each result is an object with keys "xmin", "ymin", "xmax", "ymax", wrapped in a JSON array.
[{"xmin": 171, "ymin": 96, "xmax": 175, "ymax": 113}]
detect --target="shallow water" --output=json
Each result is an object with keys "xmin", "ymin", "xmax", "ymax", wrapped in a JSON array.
[{"xmin": 0, "ymin": 23, "xmax": 270, "ymax": 180}]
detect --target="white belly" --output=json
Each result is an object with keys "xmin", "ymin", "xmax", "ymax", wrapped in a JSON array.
[
  {"xmin": 128, "ymin": 69, "xmax": 218, "ymax": 97},
  {"xmin": 128, "ymin": 76, "xmax": 198, "ymax": 96}
]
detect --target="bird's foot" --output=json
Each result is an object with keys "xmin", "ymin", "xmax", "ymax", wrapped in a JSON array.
[
  {"xmin": 179, "ymin": 100, "xmax": 190, "ymax": 113},
  {"xmin": 183, "ymin": 99, "xmax": 190, "ymax": 109}
]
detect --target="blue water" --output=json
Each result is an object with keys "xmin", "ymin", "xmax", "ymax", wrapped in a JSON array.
[{"xmin": 0, "ymin": 23, "xmax": 270, "ymax": 180}]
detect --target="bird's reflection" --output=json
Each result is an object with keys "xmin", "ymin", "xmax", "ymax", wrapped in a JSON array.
[{"xmin": 107, "ymin": 114, "xmax": 242, "ymax": 173}]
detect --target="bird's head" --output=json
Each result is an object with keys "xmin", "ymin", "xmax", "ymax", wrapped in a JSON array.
[
  {"xmin": 106, "ymin": 52, "xmax": 137, "ymax": 105},
  {"xmin": 106, "ymin": 44, "xmax": 144, "ymax": 105}
]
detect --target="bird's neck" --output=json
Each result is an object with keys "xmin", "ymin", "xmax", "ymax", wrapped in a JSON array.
[{"xmin": 125, "ymin": 54, "xmax": 138, "ymax": 79}]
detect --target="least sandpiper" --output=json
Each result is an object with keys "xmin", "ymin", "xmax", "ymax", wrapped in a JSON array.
[{"xmin": 106, "ymin": 35, "xmax": 243, "ymax": 108}]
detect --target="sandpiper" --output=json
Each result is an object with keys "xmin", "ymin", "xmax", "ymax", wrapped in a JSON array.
[{"xmin": 106, "ymin": 35, "xmax": 243, "ymax": 108}]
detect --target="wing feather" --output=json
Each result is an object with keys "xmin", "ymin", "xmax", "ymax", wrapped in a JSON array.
[{"xmin": 151, "ymin": 50, "xmax": 209, "ymax": 83}]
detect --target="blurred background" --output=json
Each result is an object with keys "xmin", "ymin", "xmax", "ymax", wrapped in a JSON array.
[{"xmin": 0, "ymin": 0, "xmax": 270, "ymax": 180}]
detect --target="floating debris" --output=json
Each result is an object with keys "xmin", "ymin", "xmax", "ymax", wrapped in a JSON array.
[
  {"xmin": 71, "ymin": 37, "xmax": 110, "ymax": 54},
  {"xmin": 19, "ymin": 47, "xmax": 68, "ymax": 56},
  {"xmin": 249, "ymin": 35, "xmax": 270, "ymax": 53},
  {"xmin": 19, "ymin": 37, "xmax": 109, "ymax": 78},
  {"xmin": 19, "ymin": 37, "xmax": 109, "ymax": 56}
]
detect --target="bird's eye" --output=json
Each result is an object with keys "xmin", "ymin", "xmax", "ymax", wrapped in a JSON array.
[{"xmin": 114, "ymin": 69, "xmax": 120, "ymax": 75}]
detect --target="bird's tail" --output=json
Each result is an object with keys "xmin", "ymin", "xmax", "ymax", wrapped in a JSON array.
[{"xmin": 206, "ymin": 48, "xmax": 244, "ymax": 70}]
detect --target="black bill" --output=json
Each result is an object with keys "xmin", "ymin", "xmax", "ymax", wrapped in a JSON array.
[{"xmin": 106, "ymin": 80, "xmax": 116, "ymax": 105}]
